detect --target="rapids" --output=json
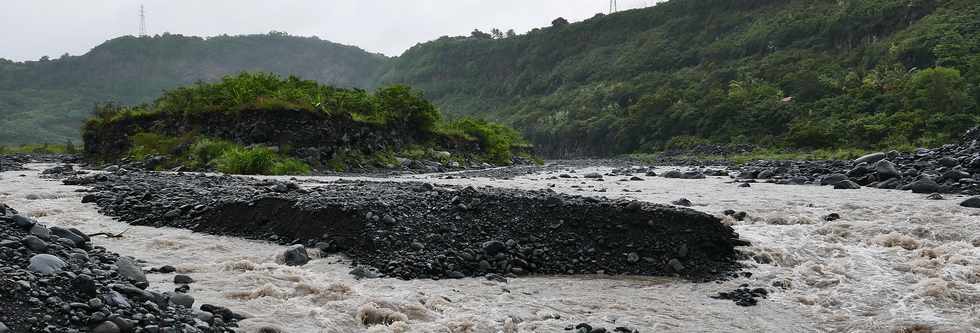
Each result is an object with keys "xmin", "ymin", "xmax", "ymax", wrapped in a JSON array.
[{"xmin": 2, "ymin": 164, "xmax": 978, "ymax": 332}]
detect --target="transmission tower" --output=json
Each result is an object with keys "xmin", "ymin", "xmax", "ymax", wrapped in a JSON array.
[
  {"xmin": 139, "ymin": 5, "xmax": 147, "ymax": 37},
  {"xmin": 609, "ymin": 0, "xmax": 618, "ymax": 13}
]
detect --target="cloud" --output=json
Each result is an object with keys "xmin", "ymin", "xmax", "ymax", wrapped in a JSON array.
[{"xmin": 0, "ymin": 0, "xmax": 660, "ymax": 61}]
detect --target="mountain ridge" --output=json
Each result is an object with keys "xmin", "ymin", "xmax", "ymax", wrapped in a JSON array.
[{"xmin": 3, "ymin": 0, "xmax": 979, "ymax": 156}]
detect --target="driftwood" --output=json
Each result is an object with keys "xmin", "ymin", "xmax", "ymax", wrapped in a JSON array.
[{"xmin": 87, "ymin": 228, "xmax": 131, "ymax": 238}]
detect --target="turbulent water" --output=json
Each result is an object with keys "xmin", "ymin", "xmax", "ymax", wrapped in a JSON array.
[{"xmin": 2, "ymin": 164, "xmax": 979, "ymax": 332}]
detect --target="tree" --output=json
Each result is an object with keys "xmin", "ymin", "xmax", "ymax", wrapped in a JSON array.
[
  {"xmin": 471, "ymin": 29, "xmax": 492, "ymax": 39},
  {"xmin": 491, "ymin": 28, "xmax": 504, "ymax": 39},
  {"xmin": 905, "ymin": 67, "xmax": 969, "ymax": 115},
  {"xmin": 552, "ymin": 17, "xmax": 570, "ymax": 28},
  {"xmin": 65, "ymin": 140, "xmax": 77, "ymax": 154},
  {"xmin": 506, "ymin": 29, "xmax": 517, "ymax": 38}
]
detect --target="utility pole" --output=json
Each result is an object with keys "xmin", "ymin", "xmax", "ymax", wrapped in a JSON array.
[
  {"xmin": 609, "ymin": 0, "xmax": 618, "ymax": 13},
  {"xmin": 139, "ymin": 5, "xmax": 147, "ymax": 37}
]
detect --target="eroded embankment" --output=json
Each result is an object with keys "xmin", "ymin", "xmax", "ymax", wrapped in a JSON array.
[{"xmin": 72, "ymin": 171, "xmax": 745, "ymax": 281}]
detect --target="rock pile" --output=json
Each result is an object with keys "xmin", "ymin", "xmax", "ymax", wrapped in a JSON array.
[
  {"xmin": 736, "ymin": 127, "xmax": 980, "ymax": 196},
  {"xmin": 0, "ymin": 203, "xmax": 236, "ymax": 332},
  {"xmin": 74, "ymin": 171, "xmax": 746, "ymax": 281}
]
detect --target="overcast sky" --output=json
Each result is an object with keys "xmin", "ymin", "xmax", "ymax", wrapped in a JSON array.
[{"xmin": 0, "ymin": 0, "xmax": 661, "ymax": 61}]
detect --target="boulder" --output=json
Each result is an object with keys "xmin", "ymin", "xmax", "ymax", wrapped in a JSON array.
[
  {"xmin": 671, "ymin": 198, "xmax": 693, "ymax": 207},
  {"xmin": 5, "ymin": 214, "xmax": 36, "ymax": 228},
  {"xmin": 937, "ymin": 156, "xmax": 959, "ymax": 167},
  {"xmin": 115, "ymin": 257, "xmax": 149, "ymax": 288},
  {"xmin": 170, "ymin": 293, "xmax": 195, "ymax": 308},
  {"xmin": 283, "ymin": 245, "xmax": 310, "ymax": 266},
  {"xmin": 854, "ymin": 152, "xmax": 886, "ymax": 165},
  {"xmin": 174, "ymin": 275, "xmax": 194, "ymax": 284},
  {"xmin": 909, "ymin": 179, "xmax": 942, "ymax": 194},
  {"xmin": 92, "ymin": 321, "xmax": 121, "ymax": 333},
  {"xmin": 482, "ymin": 240, "xmax": 507, "ymax": 256},
  {"xmin": 28, "ymin": 254, "xmax": 67, "ymax": 274},
  {"xmin": 941, "ymin": 170, "xmax": 971, "ymax": 182},
  {"xmin": 49, "ymin": 226, "xmax": 85, "ymax": 246},
  {"xmin": 874, "ymin": 160, "xmax": 900, "ymax": 179},
  {"xmin": 29, "ymin": 224, "xmax": 51, "ymax": 240},
  {"xmin": 819, "ymin": 174, "xmax": 848, "ymax": 186},
  {"xmin": 961, "ymin": 197, "xmax": 980, "ymax": 208},
  {"xmin": 834, "ymin": 180, "xmax": 861, "ymax": 190},
  {"xmin": 21, "ymin": 235, "xmax": 48, "ymax": 251}
]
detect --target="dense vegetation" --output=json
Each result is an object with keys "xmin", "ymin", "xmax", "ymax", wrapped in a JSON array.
[
  {"xmin": 83, "ymin": 73, "xmax": 530, "ymax": 174},
  {"xmin": 7, "ymin": 0, "xmax": 980, "ymax": 157},
  {"xmin": 379, "ymin": 0, "xmax": 980, "ymax": 155},
  {"xmin": 0, "ymin": 32, "xmax": 387, "ymax": 144}
]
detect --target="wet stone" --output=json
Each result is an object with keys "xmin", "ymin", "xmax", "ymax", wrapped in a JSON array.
[{"xmin": 28, "ymin": 254, "xmax": 67, "ymax": 274}]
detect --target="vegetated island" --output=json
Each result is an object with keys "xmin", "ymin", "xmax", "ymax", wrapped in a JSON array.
[{"xmin": 82, "ymin": 73, "xmax": 536, "ymax": 175}]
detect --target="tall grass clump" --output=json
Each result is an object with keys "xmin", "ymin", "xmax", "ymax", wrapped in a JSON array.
[
  {"xmin": 439, "ymin": 118, "xmax": 528, "ymax": 165},
  {"xmin": 214, "ymin": 146, "xmax": 310, "ymax": 175},
  {"xmin": 188, "ymin": 138, "xmax": 237, "ymax": 168}
]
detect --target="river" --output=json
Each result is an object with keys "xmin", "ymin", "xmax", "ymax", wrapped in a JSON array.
[{"xmin": 2, "ymin": 164, "xmax": 978, "ymax": 332}]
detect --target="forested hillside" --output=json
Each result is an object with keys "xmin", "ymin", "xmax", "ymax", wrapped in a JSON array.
[
  {"xmin": 379, "ymin": 0, "xmax": 980, "ymax": 156},
  {"xmin": 4, "ymin": 0, "xmax": 979, "ymax": 156},
  {"xmin": 0, "ymin": 33, "xmax": 386, "ymax": 144}
]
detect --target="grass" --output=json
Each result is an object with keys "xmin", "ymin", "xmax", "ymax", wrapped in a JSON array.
[
  {"xmin": 0, "ymin": 143, "xmax": 74, "ymax": 155},
  {"xmin": 121, "ymin": 132, "xmax": 312, "ymax": 175},
  {"xmin": 213, "ymin": 146, "xmax": 311, "ymax": 175},
  {"xmin": 628, "ymin": 146, "xmax": 913, "ymax": 165}
]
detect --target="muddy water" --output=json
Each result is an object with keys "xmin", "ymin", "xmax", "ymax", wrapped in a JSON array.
[{"xmin": 2, "ymin": 164, "xmax": 978, "ymax": 332}]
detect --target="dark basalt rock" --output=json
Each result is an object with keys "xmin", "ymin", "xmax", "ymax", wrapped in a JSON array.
[
  {"xmin": 0, "ymin": 203, "xmax": 236, "ymax": 332},
  {"xmin": 735, "ymin": 127, "xmax": 980, "ymax": 195},
  {"xmin": 79, "ymin": 171, "xmax": 744, "ymax": 281},
  {"xmin": 711, "ymin": 286, "xmax": 769, "ymax": 306},
  {"xmin": 961, "ymin": 196, "xmax": 980, "ymax": 208}
]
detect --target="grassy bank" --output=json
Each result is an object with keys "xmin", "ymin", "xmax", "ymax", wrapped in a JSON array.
[
  {"xmin": 83, "ymin": 73, "xmax": 534, "ymax": 175},
  {"xmin": 0, "ymin": 143, "xmax": 76, "ymax": 155},
  {"xmin": 628, "ymin": 146, "xmax": 916, "ymax": 165}
]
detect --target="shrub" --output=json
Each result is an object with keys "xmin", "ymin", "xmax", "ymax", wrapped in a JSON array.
[
  {"xmin": 188, "ymin": 138, "xmax": 237, "ymax": 168},
  {"xmin": 130, "ymin": 133, "xmax": 185, "ymax": 160},
  {"xmin": 270, "ymin": 158, "xmax": 312, "ymax": 175},
  {"xmin": 214, "ymin": 146, "xmax": 310, "ymax": 175},
  {"xmin": 214, "ymin": 147, "xmax": 277, "ymax": 175},
  {"xmin": 440, "ymin": 118, "xmax": 526, "ymax": 165}
]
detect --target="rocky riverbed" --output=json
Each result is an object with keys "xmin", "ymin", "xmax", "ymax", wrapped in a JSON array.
[
  {"xmin": 0, "ymin": 203, "xmax": 238, "ymax": 333},
  {"xmin": 4, "ymin": 152, "xmax": 980, "ymax": 331},
  {"xmin": 71, "ymin": 170, "xmax": 745, "ymax": 281},
  {"xmin": 736, "ymin": 128, "xmax": 980, "ymax": 196}
]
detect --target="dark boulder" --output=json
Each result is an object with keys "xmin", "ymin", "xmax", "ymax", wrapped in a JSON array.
[
  {"xmin": 961, "ymin": 197, "xmax": 980, "ymax": 208},
  {"xmin": 834, "ymin": 180, "xmax": 861, "ymax": 190},
  {"xmin": 909, "ymin": 179, "xmax": 942, "ymax": 194},
  {"xmin": 874, "ymin": 160, "xmax": 900, "ymax": 180},
  {"xmin": 115, "ymin": 257, "xmax": 149, "ymax": 288},
  {"xmin": 819, "ymin": 174, "xmax": 848, "ymax": 186},
  {"xmin": 283, "ymin": 245, "xmax": 310, "ymax": 266}
]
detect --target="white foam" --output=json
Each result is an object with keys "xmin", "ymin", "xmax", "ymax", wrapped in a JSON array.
[{"xmin": 4, "ymin": 164, "xmax": 978, "ymax": 331}]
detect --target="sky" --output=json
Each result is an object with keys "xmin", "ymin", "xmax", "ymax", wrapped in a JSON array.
[{"xmin": 0, "ymin": 0, "xmax": 661, "ymax": 61}]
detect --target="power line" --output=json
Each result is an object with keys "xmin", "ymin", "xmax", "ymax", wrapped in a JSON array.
[{"xmin": 139, "ymin": 5, "xmax": 147, "ymax": 37}]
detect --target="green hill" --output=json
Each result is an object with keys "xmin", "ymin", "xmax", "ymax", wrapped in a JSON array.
[
  {"xmin": 0, "ymin": 32, "xmax": 386, "ymax": 144},
  {"xmin": 379, "ymin": 0, "xmax": 980, "ymax": 156},
  {"xmin": 5, "ymin": 0, "xmax": 980, "ymax": 156}
]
